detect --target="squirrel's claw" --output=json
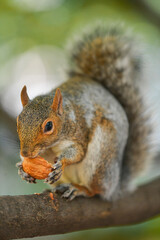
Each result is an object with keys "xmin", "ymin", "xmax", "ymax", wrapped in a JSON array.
[
  {"xmin": 53, "ymin": 183, "xmax": 85, "ymax": 201},
  {"xmin": 44, "ymin": 170, "xmax": 62, "ymax": 184},
  {"xmin": 53, "ymin": 183, "xmax": 76, "ymax": 200},
  {"xmin": 52, "ymin": 161, "xmax": 62, "ymax": 170},
  {"xmin": 16, "ymin": 161, "xmax": 37, "ymax": 184},
  {"xmin": 44, "ymin": 161, "xmax": 62, "ymax": 184},
  {"xmin": 62, "ymin": 187, "xmax": 77, "ymax": 201}
]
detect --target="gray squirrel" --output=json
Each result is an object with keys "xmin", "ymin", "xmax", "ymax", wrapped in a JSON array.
[{"xmin": 16, "ymin": 25, "xmax": 156, "ymax": 200}]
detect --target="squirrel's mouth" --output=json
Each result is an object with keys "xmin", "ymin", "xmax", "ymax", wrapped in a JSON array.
[
  {"xmin": 20, "ymin": 152, "xmax": 39, "ymax": 159},
  {"xmin": 20, "ymin": 147, "xmax": 43, "ymax": 159},
  {"xmin": 20, "ymin": 140, "xmax": 59, "ymax": 162},
  {"xmin": 40, "ymin": 148, "xmax": 57, "ymax": 164}
]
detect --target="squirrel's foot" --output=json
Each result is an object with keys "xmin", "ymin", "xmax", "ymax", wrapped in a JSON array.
[
  {"xmin": 53, "ymin": 183, "xmax": 89, "ymax": 201},
  {"xmin": 44, "ymin": 161, "xmax": 62, "ymax": 184},
  {"xmin": 16, "ymin": 161, "xmax": 36, "ymax": 183}
]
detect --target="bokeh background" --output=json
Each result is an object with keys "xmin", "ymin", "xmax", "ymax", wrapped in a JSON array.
[{"xmin": 0, "ymin": 0, "xmax": 160, "ymax": 239}]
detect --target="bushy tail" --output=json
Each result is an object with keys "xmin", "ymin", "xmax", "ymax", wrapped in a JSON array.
[{"xmin": 69, "ymin": 25, "xmax": 154, "ymax": 183}]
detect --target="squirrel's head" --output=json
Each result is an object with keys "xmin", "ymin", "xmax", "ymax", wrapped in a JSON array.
[{"xmin": 17, "ymin": 86, "xmax": 63, "ymax": 158}]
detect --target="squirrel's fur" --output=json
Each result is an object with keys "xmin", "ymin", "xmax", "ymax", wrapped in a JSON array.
[
  {"xmin": 69, "ymin": 26, "xmax": 154, "ymax": 186},
  {"xmin": 17, "ymin": 25, "xmax": 155, "ymax": 200}
]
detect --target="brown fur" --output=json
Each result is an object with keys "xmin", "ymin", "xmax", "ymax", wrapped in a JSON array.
[
  {"xmin": 21, "ymin": 85, "xmax": 30, "ymax": 107},
  {"xmin": 52, "ymin": 88, "xmax": 63, "ymax": 115},
  {"xmin": 89, "ymin": 117, "xmax": 116, "ymax": 195},
  {"xmin": 70, "ymin": 25, "xmax": 154, "ymax": 184},
  {"xmin": 72, "ymin": 184, "xmax": 94, "ymax": 197}
]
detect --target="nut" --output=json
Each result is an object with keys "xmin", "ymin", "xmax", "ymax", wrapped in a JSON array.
[{"xmin": 22, "ymin": 156, "xmax": 52, "ymax": 180}]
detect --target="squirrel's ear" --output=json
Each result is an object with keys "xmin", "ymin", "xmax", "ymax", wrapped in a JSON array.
[
  {"xmin": 21, "ymin": 85, "xmax": 30, "ymax": 107},
  {"xmin": 52, "ymin": 88, "xmax": 63, "ymax": 115}
]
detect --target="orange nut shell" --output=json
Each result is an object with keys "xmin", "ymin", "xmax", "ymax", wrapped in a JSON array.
[{"xmin": 22, "ymin": 156, "xmax": 53, "ymax": 180}]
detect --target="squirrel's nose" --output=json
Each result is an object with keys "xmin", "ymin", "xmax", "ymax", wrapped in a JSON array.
[
  {"xmin": 20, "ymin": 149, "xmax": 38, "ymax": 158},
  {"xmin": 21, "ymin": 150, "xmax": 28, "ymax": 157}
]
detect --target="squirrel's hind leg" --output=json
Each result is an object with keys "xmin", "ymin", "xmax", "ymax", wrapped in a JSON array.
[{"xmin": 78, "ymin": 118, "xmax": 124, "ymax": 200}]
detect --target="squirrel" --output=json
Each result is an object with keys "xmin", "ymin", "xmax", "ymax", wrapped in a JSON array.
[{"xmin": 16, "ymin": 25, "xmax": 155, "ymax": 200}]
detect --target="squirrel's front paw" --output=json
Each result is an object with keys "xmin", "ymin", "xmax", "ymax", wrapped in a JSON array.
[
  {"xmin": 16, "ymin": 161, "xmax": 36, "ymax": 183},
  {"xmin": 44, "ymin": 161, "xmax": 62, "ymax": 184}
]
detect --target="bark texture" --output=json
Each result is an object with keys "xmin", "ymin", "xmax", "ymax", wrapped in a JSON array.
[{"xmin": 0, "ymin": 178, "xmax": 160, "ymax": 239}]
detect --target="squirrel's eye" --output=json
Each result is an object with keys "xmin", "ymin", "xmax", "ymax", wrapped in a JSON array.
[
  {"xmin": 44, "ymin": 121, "xmax": 53, "ymax": 132},
  {"xmin": 42, "ymin": 119, "xmax": 54, "ymax": 134}
]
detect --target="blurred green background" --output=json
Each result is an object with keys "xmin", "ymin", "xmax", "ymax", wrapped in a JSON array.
[{"xmin": 0, "ymin": 0, "xmax": 160, "ymax": 239}]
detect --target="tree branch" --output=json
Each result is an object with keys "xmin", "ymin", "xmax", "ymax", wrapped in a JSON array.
[{"xmin": 0, "ymin": 178, "xmax": 160, "ymax": 240}]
